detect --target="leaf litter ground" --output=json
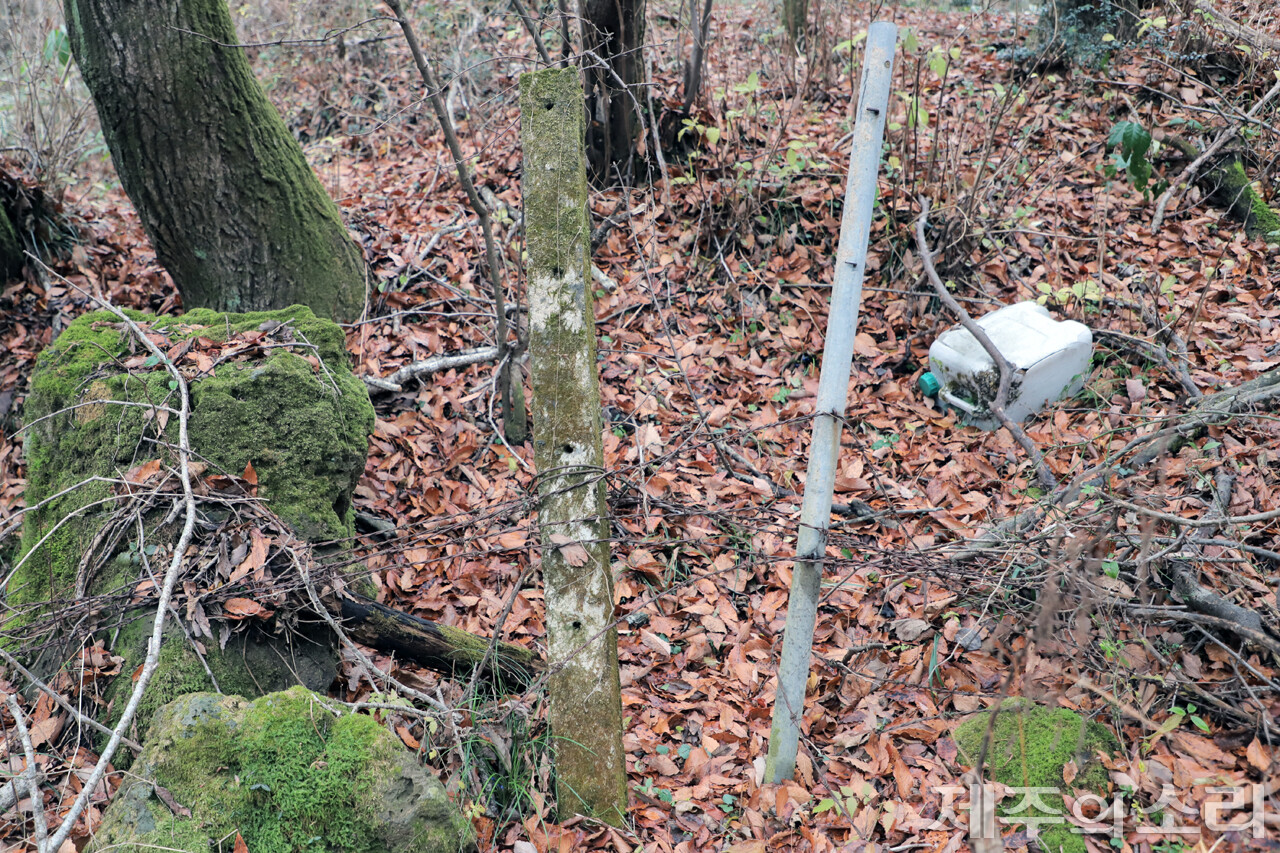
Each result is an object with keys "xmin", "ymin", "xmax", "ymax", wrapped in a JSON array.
[{"xmin": 1, "ymin": 0, "xmax": 1279, "ymax": 850}]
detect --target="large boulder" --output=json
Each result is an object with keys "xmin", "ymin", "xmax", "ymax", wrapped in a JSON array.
[
  {"xmin": 91, "ymin": 688, "xmax": 475, "ymax": 853},
  {"xmin": 12, "ymin": 304, "xmax": 375, "ymax": 739}
]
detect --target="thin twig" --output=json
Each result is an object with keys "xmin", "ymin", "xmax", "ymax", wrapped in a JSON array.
[
  {"xmin": 295, "ymin": 549, "xmax": 451, "ymax": 716},
  {"xmin": 508, "ymin": 0, "xmax": 553, "ymax": 65},
  {"xmin": 363, "ymin": 345, "xmax": 499, "ymax": 394},
  {"xmin": 384, "ymin": 0, "xmax": 514, "ymax": 435},
  {"xmin": 1107, "ymin": 494, "xmax": 1280, "ymax": 528},
  {"xmin": 1151, "ymin": 76, "xmax": 1280, "ymax": 233},
  {"xmin": 0, "ymin": 648, "xmax": 143, "ymax": 753},
  {"xmin": 4, "ymin": 694, "xmax": 49, "ymax": 850}
]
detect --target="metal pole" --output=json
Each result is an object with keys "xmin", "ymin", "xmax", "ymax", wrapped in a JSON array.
[{"xmin": 764, "ymin": 20, "xmax": 898, "ymax": 784}]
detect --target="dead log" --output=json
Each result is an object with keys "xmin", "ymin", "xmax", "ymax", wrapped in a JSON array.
[
  {"xmin": 1162, "ymin": 134, "xmax": 1280, "ymax": 243},
  {"xmin": 334, "ymin": 593, "xmax": 542, "ymax": 690}
]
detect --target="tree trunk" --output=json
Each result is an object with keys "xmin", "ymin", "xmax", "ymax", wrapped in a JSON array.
[
  {"xmin": 681, "ymin": 0, "xmax": 714, "ymax": 113},
  {"xmin": 580, "ymin": 0, "xmax": 646, "ymax": 184},
  {"xmin": 782, "ymin": 0, "xmax": 807, "ymax": 54},
  {"xmin": 520, "ymin": 68, "xmax": 628, "ymax": 825},
  {"xmin": 64, "ymin": 0, "xmax": 367, "ymax": 321}
]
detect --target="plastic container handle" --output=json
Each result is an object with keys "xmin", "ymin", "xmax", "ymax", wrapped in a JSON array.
[{"xmin": 939, "ymin": 388, "xmax": 980, "ymax": 415}]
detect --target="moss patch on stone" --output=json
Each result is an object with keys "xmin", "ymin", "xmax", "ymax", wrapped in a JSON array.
[
  {"xmin": 14, "ymin": 304, "xmax": 374, "ymax": 608},
  {"xmin": 954, "ymin": 700, "xmax": 1119, "ymax": 853},
  {"xmin": 91, "ymin": 688, "xmax": 475, "ymax": 853},
  {"xmin": 99, "ymin": 615, "xmax": 336, "ymax": 751}
]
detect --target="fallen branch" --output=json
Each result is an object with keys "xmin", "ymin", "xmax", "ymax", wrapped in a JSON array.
[
  {"xmin": 1161, "ymin": 559, "xmax": 1265, "ymax": 634},
  {"xmin": 298, "ymin": 552, "xmax": 450, "ymax": 715},
  {"xmin": 0, "ymin": 773, "xmax": 44, "ymax": 818},
  {"xmin": 362, "ymin": 346, "xmax": 499, "ymax": 394},
  {"xmin": 1126, "ymin": 604, "xmax": 1280, "ymax": 660},
  {"xmin": 1106, "ymin": 494, "xmax": 1280, "ymax": 528},
  {"xmin": 336, "ymin": 592, "xmax": 542, "ymax": 689},
  {"xmin": 4, "ymin": 694, "xmax": 48, "ymax": 848},
  {"xmin": 1186, "ymin": 0, "xmax": 1280, "ymax": 55},
  {"xmin": 1133, "ymin": 363, "xmax": 1280, "ymax": 466}
]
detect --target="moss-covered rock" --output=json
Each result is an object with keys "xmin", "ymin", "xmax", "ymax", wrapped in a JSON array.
[
  {"xmin": 91, "ymin": 688, "xmax": 475, "ymax": 853},
  {"xmin": 12, "ymin": 305, "xmax": 372, "ymax": 744},
  {"xmin": 100, "ymin": 613, "xmax": 338, "ymax": 748},
  {"xmin": 15, "ymin": 304, "xmax": 374, "ymax": 607},
  {"xmin": 953, "ymin": 699, "xmax": 1119, "ymax": 853}
]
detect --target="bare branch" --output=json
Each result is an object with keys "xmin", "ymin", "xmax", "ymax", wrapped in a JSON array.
[
  {"xmin": 4, "ymin": 693, "xmax": 49, "ymax": 849},
  {"xmin": 1152, "ymin": 75, "xmax": 1280, "ymax": 233},
  {"xmin": 363, "ymin": 346, "xmax": 499, "ymax": 394}
]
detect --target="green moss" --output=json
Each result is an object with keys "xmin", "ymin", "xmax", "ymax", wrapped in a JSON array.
[
  {"xmin": 1217, "ymin": 160, "xmax": 1280, "ymax": 243},
  {"xmin": 954, "ymin": 700, "xmax": 1119, "ymax": 853},
  {"xmin": 1163, "ymin": 136, "xmax": 1280, "ymax": 245},
  {"xmin": 92, "ymin": 689, "xmax": 474, "ymax": 853},
  {"xmin": 13, "ymin": 305, "xmax": 373, "ymax": 609},
  {"xmin": 99, "ymin": 618, "xmax": 264, "ymax": 748}
]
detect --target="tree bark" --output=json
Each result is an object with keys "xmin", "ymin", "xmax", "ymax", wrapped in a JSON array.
[
  {"xmin": 580, "ymin": 0, "xmax": 646, "ymax": 184},
  {"xmin": 336, "ymin": 594, "xmax": 542, "ymax": 689},
  {"xmin": 521, "ymin": 67, "xmax": 628, "ymax": 825},
  {"xmin": 782, "ymin": 0, "xmax": 807, "ymax": 54},
  {"xmin": 681, "ymin": 0, "xmax": 714, "ymax": 113},
  {"xmin": 64, "ymin": 0, "xmax": 367, "ymax": 320}
]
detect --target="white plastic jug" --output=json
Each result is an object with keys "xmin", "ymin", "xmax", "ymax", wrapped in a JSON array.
[{"xmin": 928, "ymin": 302, "xmax": 1092, "ymax": 430}]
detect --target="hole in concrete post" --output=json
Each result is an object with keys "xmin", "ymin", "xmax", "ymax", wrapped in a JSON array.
[{"xmin": 561, "ymin": 443, "xmax": 575, "ymax": 454}]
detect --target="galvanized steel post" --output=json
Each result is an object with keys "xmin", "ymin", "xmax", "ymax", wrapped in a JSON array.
[{"xmin": 764, "ymin": 21, "xmax": 898, "ymax": 783}]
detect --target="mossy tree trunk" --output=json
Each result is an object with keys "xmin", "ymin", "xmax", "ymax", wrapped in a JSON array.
[
  {"xmin": 581, "ymin": 0, "xmax": 645, "ymax": 184},
  {"xmin": 520, "ymin": 68, "xmax": 627, "ymax": 825},
  {"xmin": 64, "ymin": 0, "xmax": 367, "ymax": 321}
]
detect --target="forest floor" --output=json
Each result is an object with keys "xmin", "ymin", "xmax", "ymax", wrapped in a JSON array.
[{"xmin": 2, "ymin": 0, "xmax": 1280, "ymax": 850}]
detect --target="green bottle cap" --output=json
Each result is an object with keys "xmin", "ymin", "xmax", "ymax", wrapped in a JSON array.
[{"xmin": 918, "ymin": 371, "xmax": 941, "ymax": 397}]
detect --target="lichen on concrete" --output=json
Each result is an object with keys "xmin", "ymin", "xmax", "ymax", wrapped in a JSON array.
[
  {"xmin": 520, "ymin": 67, "xmax": 627, "ymax": 825},
  {"xmin": 954, "ymin": 699, "xmax": 1119, "ymax": 853},
  {"xmin": 91, "ymin": 688, "xmax": 475, "ymax": 853}
]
